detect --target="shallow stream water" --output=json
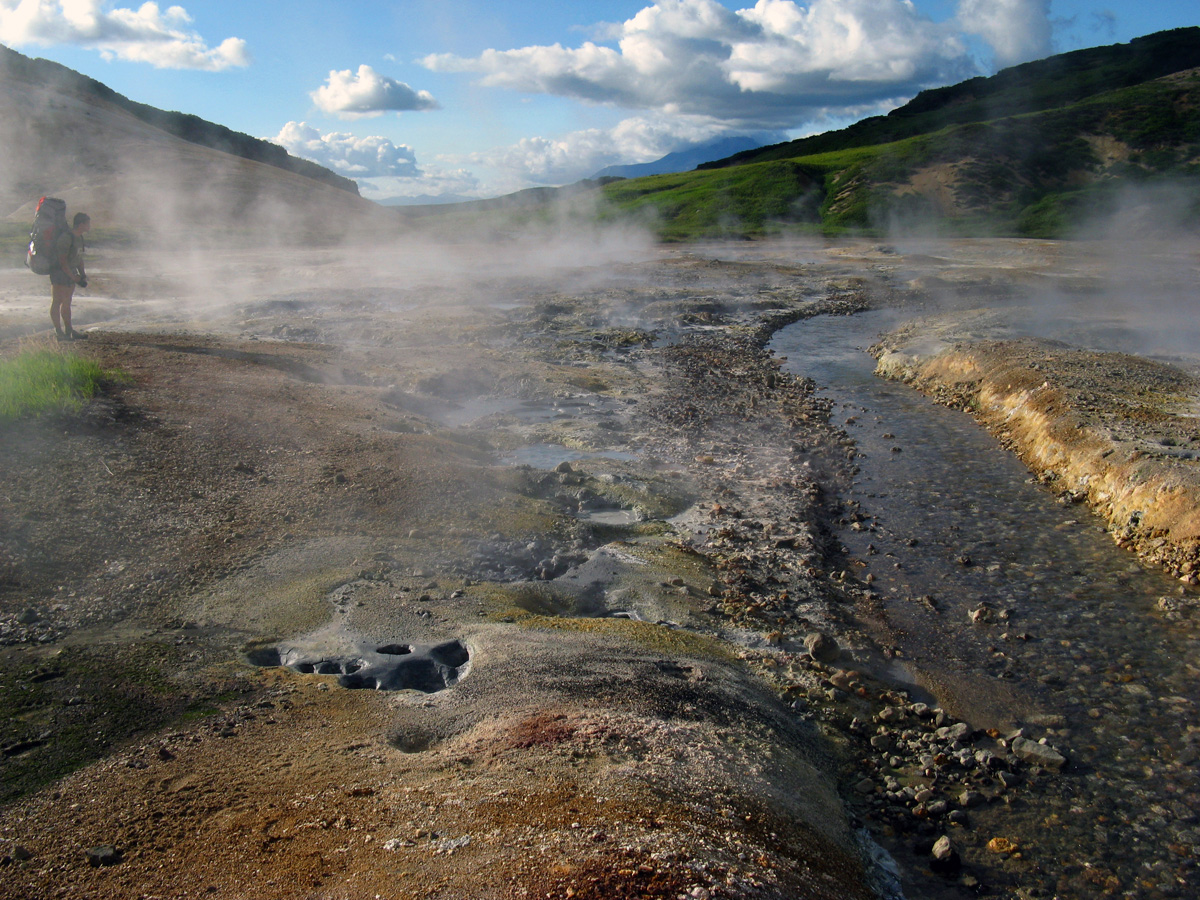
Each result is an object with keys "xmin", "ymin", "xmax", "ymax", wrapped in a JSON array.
[{"xmin": 771, "ymin": 311, "xmax": 1200, "ymax": 898}]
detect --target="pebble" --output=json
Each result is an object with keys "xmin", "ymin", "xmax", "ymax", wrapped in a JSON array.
[{"xmin": 987, "ymin": 836, "xmax": 1017, "ymax": 855}]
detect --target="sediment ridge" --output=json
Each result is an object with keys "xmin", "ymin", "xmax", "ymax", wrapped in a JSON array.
[{"xmin": 873, "ymin": 333, "xmax": 1200, "ymax": 586}]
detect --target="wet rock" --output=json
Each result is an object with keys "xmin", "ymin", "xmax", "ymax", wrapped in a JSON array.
[
  {"xmin": 804, "ymin": 631, "xmax": 839, "ymax": 663},
  {"xmin": 1011, "ymin": 736, "xmax": 1066, "ymax": 770},
  {"xmin": 931, "ymin": 835, "xmax": 958, "ymax": 868}
]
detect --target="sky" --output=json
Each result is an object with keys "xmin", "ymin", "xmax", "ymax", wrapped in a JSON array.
[{"xmin": 0, "ymin": 0, "xmax": 1195, "ymax": 204}]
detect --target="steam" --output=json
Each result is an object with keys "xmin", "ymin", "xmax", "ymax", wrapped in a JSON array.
[{"xmin": 866, "ymin": 180, "xmax": 1200, "ymax": 370}]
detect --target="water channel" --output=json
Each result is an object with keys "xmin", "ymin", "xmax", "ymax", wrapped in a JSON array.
[{"xmin": 771, "ymin": 311, "xmax": 1200, "ymax": 898}]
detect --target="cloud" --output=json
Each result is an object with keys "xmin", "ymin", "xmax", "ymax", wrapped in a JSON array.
[
  {"xmin": 423, "ymin": 0, "xmax": 979, "ymax": 130},
  {"xmin": 0, "ymin": 0, "xmax": 249, "ymax": 70},
  {"xmin": 452, "ymin": 114, "xmax": 782, "ymax": 187},
  {"xmin": 270, "ymin": 121, "xmax": 420, "ymax": 178},
  {"xmin": 268, "ymin": 122, "xmax": 481, "ymax": 205},
  {"xmin": 357, "ymin": 167, "xmax": 481, "ymax": 204},
  {"xmin": 311, "ymin": 64, "xmax": 439, "ymax": 118},
  {"xmin": 957, "ymin": 0, "xmax": 1052, "ymax": 67}
]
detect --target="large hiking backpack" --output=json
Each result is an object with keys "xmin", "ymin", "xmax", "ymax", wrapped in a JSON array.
[{"xmin": 25, "ymin": 197, "xmax": 68, "ymax": 276}]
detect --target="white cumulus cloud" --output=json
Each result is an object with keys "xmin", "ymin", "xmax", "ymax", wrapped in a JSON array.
[
  {"xmin": 0, "ymin": 0, "xmax": 249, "ymax": 70},
  {"xmin": 957, "ymin": 0, "xmax": 1053, "ymax": 67},
  {"xmin": 271, "ymin": 122, "xmax": 420, "ymax": 178},
  {"xmin": 423, "ymin": 0, "xmax": 981, "ymax": 130},
  {"xmin": 357, "ymin": 166, "xmax": 481, "ymax": 204},
  {"xmin": 452, "ymin": 114, "xmax": 778, "ymax": 187},
  {"xmin": 311, "ymin": 64, "xmax": 439, "ymax": 118}
]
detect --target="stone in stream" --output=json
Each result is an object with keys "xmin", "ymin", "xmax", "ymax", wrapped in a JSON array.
[
  {"xmin": 930, "ymin": 834, "xmax": 961, "ymax": 874},
  {"xmin": 1011, "ymin": 736, "xmax": 1067, "ymax": 770}
]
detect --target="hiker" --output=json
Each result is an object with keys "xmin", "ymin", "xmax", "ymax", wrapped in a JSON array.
[{"xmin": 50, "ymin": 212, "xmax": 90, "ymax": 341}]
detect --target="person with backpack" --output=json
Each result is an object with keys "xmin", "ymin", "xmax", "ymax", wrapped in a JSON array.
[{"xmin": 50, "ymin": 212, "xmax": 91, "ymax": 342}]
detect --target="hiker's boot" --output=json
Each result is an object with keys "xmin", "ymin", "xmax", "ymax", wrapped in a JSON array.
[{"xmin": 66, "ymin": 329, "xmax": 86, "ymax": 341}]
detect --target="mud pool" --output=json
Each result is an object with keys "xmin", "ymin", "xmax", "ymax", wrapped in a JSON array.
[{"xmin": 773, "ymin": 311, "xmax": 1200, "ymax": 897}]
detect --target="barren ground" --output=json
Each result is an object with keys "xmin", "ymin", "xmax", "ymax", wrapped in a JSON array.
[{"xmin": 2, "ymin": 236, "xmax": 1199, "ymax": 899}]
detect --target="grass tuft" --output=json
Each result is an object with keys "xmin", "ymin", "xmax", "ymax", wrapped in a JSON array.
[{"xmin": 0, "ymin": 347, "xmax": 122, "ymax": 420}]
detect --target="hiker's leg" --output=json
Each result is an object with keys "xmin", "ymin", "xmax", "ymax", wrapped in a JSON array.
[
  {"xmin": 50, "ymin": 283, "xmax": 69, "ymax": 334},
  {"xmin": 59, "ymin": 284, "xmax": 75, "ymax": 334}
]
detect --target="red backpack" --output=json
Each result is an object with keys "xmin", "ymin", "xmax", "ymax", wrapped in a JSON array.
[{"xmin": 25, "ymin": 197, "xmax": 68, "ymax": 276}]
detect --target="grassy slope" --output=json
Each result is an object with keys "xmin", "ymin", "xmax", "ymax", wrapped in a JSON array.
[
  {"xmin": 707, "ymin": 27, "xmax": 1200, "ymax": 169},
  {"xmin": 599, "ymin": 161, "xmax": 824, "ymax": 240},
  {"xmin": 599, "ymin": 29, "xmax": 1200, "ymax": 240}
]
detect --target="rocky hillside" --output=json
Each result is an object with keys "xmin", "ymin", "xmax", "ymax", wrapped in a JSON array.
[{"xmin": 0, "ymin": 45, "xmax": 390, "ymax": 244}]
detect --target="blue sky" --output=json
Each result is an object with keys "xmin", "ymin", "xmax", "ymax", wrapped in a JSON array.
[{"xmin": 1, "ymin": 1, "xmax": 1195, "ymax": 202}]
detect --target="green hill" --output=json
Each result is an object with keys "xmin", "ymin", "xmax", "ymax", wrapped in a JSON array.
[{"xmin": 600, "ymin": 28, "xmax": 1200, "ymax": 240}]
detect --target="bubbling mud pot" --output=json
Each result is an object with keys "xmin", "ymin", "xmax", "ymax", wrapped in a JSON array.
[{"xmin": 773, "ymin": 310, "xmax": 1200, "ymax": 900}]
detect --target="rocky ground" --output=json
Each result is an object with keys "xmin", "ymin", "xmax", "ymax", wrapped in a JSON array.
[{"xmin": 2, "ymin": 236, "xmax": 1199, "ymax": 899}]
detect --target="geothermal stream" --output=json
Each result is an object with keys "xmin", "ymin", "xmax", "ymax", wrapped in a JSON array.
[{"xmin": 772, "ymin": 310, "xmax": 1200, "ymax": 898}]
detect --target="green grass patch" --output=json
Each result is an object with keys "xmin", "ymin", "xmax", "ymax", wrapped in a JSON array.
[
  {"xmin": 601, "ymin": 160, "xmax": 825, "ymax": 240},
  {"xmin": 0, "ymin": 348, "xmax": 125, "ymax": 420}
]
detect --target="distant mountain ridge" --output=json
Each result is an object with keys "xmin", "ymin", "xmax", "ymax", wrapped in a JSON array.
[{"xmin": 593, "ymin": 136, "xmax": 768, "ymax": 179}]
